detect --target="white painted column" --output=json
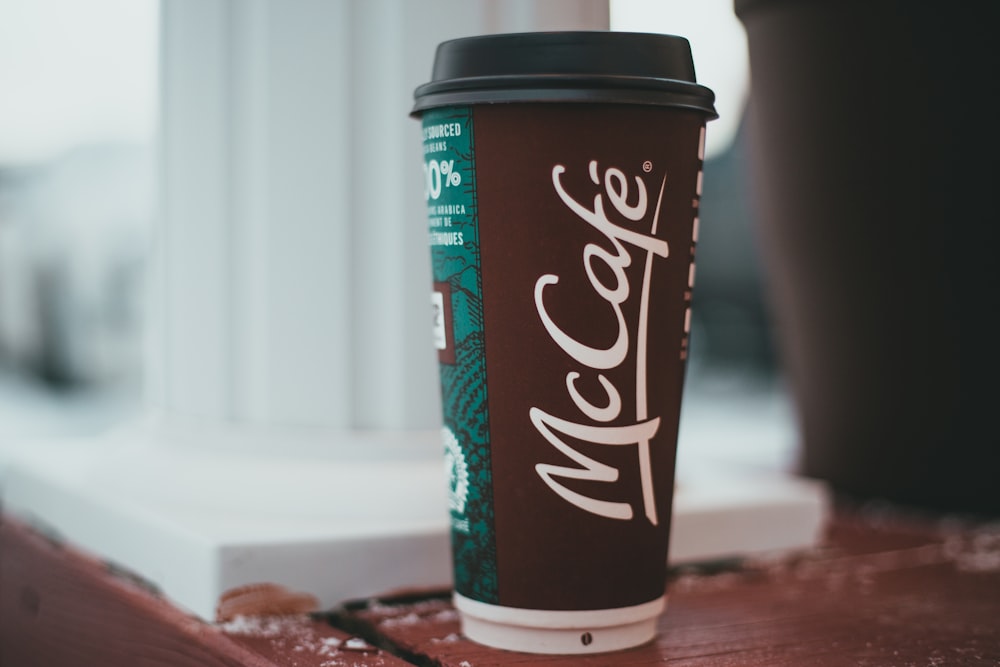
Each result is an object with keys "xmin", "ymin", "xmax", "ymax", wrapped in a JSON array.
[{"xmin": 149, "ymin": 0, "xmax": 611, "ymax": 431}]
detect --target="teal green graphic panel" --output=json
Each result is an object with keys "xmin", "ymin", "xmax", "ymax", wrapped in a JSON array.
[{"xmin": 422, "ymin": 107, "xmax": 497, "ymax": 604}]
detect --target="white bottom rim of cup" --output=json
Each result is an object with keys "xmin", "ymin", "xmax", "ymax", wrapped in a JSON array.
[{"xmin": 453, "ymin": 593, "xmax": 666, "ymax": 655}]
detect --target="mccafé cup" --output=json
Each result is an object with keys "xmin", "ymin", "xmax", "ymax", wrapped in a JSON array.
[{"xmin": 412, "ymin": 32, "xmax": 716, "ymax": 654}]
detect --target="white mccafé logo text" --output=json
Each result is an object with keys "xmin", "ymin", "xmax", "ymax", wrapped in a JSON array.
[{"xmin": 532, "ymin": 160, "xmax": 669, "ymax": 525}]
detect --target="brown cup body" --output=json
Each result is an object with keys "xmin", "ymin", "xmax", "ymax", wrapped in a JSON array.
[{"xmin": 424, "ymin": 102, "xmax": 707, "ymax": 614}]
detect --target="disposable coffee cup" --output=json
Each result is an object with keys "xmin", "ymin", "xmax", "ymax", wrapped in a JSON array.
[{"xmin": 412, "ymin": 31, "xmax": 716, "ymax": 654}]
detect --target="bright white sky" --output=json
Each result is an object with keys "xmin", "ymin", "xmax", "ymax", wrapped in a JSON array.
[
  {"xmin": 611, "ymin": 0, "xmax": 750, "ymax": 159},
  {"xmin": 0, "ymin": 0, "xmax": 159, "ymax": 165}
]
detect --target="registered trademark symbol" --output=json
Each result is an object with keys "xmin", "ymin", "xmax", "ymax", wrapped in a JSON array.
[{"xmin": 642, "ymin": 160, "xmax": 653, "ymax": 173}]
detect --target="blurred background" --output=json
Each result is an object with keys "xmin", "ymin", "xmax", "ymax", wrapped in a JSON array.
[
  {"xmin": 0, "ymin": 0, "xmax": 157, "ymax": 440},
  {"xmin": 0, "ymin": 0, "xmax": 791, "ymax": 466}
]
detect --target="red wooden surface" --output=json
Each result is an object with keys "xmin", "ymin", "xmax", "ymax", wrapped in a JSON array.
[
  {"xmin": 0, "ymin": 517, "xmax": 407, "ymax": 667},
  {"xmin": 334, "ymin": 507, "xmax": 1000, "ymax": 666},
  {"xmin": 3, "ymin": 504, "xmax": 999, "ymax": 666}
]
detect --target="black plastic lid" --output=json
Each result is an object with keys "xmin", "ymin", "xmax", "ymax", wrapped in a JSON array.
[{"xmin": 412, "ymin": 31, "xmax": 717, "ymax": 118}]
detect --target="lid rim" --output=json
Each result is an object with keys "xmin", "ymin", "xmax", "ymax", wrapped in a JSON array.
[
  {"xmin": 410, "ymin": 90, "xmax": 719, "ymax": 118},
  {"xmin": 415, "ymin": 74, "xmax": 715, "ymax": 96}
]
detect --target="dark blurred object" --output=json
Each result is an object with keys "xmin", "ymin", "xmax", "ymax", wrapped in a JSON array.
[
  {"xmin": 692, "ymin": 109, "xmax": 778, "ymax": 381},
  {"xmin": 737, "ymin": 0, "xmax": 999, "ymax": 515},
  {"xmin": 0, "ymin": 143, "xmax": 150, "ymax": 390}
]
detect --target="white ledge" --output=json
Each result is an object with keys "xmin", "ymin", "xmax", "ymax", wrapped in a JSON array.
[{"xmin": 1, "ymin": 412, "xmax": 829, "ymax": 621}]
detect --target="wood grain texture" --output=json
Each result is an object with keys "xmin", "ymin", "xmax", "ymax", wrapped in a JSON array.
[
  {"xmin": 335, "ymin": 507, "xmax": 1000, "ymax": 666},
  {"xmin": 4, "ymin": 505, "xmax": 998, "ymax": 666},
  {"xmin": 0, "ymin": 517, "xmax": 408, "ymax": 667}
]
